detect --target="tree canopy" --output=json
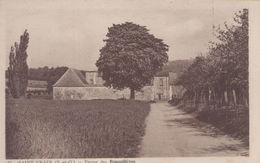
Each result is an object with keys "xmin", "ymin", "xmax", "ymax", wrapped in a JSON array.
[
  {"xmin": 175, "ymin": 9, "xmax": 248, "ymax": 106},
  {"xmin": 96, "ymin": 22, "xmax": 169, "ymax": 99}
]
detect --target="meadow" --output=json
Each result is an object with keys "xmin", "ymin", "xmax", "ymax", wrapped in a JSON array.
[{"xmin": 6, "ymin": 98, "xmax": 150, "ymax": 159}]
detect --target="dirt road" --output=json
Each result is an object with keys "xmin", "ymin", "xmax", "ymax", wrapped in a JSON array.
[{"xmin": 139, "ymin": 102, "xmax": 248, "ymax": 157}]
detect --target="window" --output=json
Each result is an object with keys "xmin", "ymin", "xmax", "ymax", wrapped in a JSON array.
[
  {"xmin": 160, "ymin": 78, "xmax": 164, "ymax": 86},
  {"xmin": 90, "ymin": 79, "xmax": 94, "ymax": 84}
]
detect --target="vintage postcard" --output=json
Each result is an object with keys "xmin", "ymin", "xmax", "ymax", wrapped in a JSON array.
[{"xmin": 0, "ymin": 0, "xmax": 260, "ymax": 163}]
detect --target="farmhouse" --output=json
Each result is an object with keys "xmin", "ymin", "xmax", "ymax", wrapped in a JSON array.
[{"xmin": 53, "ymin": 68, "xmax": 185, "ymax": 101}]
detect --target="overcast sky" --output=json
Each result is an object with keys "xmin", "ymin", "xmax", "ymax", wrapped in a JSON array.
[{"xmin": 2, "ymin": 0, "xmax": 246, "ymax": 70}]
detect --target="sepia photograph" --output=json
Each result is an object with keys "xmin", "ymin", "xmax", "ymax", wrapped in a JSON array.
[{"xmin": 1, "ymin": 0, "xmax": 257, "ymax": 161}]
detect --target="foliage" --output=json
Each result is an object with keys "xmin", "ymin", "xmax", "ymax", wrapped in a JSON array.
[
  {"xmin": 8, "ymin": 30, "xmax": 29, "ymax": 98},
  {"xmin": 28, "ymin": 66, "xmax": 68, "ymax": 92},
  {"xmin": 6, "ymin": 99, "xmax": 150, "ymax": 158},
  {"xmin": 96, "ymin": 22, "xmax": 169, "ymax": 99},
  {"xmin": 156, "ymin": 59, "xmax": 193, "ymax": 76},
  {"xmin": 176, "ymin": 9, "xmax": 248, "ymax": 106}
]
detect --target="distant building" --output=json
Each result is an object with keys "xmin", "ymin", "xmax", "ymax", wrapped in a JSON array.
[
  {"xmin": 27, "ymin": 80, "xmax": 48, "ymax": 92},
  {"xmin": 152, "ymin": 72, "xmax": 186, "ymax": 100},
  {"xmin": 152, "ymin": 74, "xmax": 170, "ymax": 100},
  {"xmin": 53, "ymin": 68, "xmax": 185, "ymax": 101},
  {"xmin": 5, "ymin": 79, "xmax": 48, "ymax": 97}
]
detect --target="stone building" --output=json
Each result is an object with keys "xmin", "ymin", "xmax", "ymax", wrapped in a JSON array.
[
  {"xmin": 152, "ymin": 72, "xmax": 186, "ymax": 100},
  {"xmin": 152, "ymin": 75, "xmax": 170, "ymax": 100},
  {"xmin": 53, "ymin": 68, "xmax": 185, "ymax": 101}
]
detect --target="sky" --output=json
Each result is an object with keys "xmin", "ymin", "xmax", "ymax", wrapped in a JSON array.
[{"xmin": 2, "ymin": 0, "xmax": 247, "ymax": 70}]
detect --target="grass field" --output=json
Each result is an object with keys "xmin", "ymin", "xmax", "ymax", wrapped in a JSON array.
[{"xmin": 6, "ymin": 98, "xmax": 150, "ymax": 159}]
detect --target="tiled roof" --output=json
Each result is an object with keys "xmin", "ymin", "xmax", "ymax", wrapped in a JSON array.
[
  {"xmin": 53, "ymin": 68, "xmax": 87, "ymax": 87},
  {"xmin": 73, "ymin": 69, "xmax": 88, "ymax": 85}
]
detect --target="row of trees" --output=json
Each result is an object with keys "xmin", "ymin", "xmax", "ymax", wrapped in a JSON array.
[
  {"xmin": 28, "ymin": 66, "xmax": 68, "ymax": 92},
  {"xmin": 175, "ymin": 9, "xmax": 248, "ymax": 107}
]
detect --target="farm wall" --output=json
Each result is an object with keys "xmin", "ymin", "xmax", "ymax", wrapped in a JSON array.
[
  {"xmin": 135, "ymin": 86, "xmax": 153, "ymax": 101},
  {"xmin": 53, "ymin": 86, "xmax": 153, "ymax": 101}
]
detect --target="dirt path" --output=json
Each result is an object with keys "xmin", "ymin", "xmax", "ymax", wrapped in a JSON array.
[{"xmin": 139, "ymin": 102, "xmax": 248, "ymax": 157}]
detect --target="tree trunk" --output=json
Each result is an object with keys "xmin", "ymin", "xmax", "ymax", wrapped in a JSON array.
[
  {"xmin": 224, "ymin": 91, "xmax": 228, "ymax": 105},
  {"xmin": 205, "ymin": 89, "xmax": 209, "ymax": 106},
  {"xmin": 194, "ymin": 91, "xmax": 197, "ymax": 107},
  {"xmin": 232, "ymin": 89, "xmax": 237, "ymax": 105},
  {"xmin": 209, "ymin": 88, "xmax": 212, "ymax": 102},
  {"xmin": 220, "ymin": 91, "xmax": 224, "ymax": 105},
  {"xmin": 228, "ymin": 89, "xmax": 233, "ymax": 106},
  {"xmin": 130, "ymin": 88, "xmax": 135, "ymax": 99}
]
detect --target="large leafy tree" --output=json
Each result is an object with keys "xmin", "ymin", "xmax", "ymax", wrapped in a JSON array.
[
  {"xmin": 96, "ymin": 22, "xmax": 169, "ymax": 99},
  {"xmin": 8, "ymin": 30, "xmax": 29, "ymax": 98}
]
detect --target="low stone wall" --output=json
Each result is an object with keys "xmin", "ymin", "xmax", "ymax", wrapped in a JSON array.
[
  {"xmin": 135, "ymin": 86, "xmax": 153, "ymax": 101},
  {"xmin": 53, "ymin": 86, "xmax": 153, "ymax": 101}
]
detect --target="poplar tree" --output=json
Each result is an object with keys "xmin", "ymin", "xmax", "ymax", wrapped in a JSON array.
[{"xmin": 8, "ymin": 30, "xmax": 29, "ymax": 98}]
